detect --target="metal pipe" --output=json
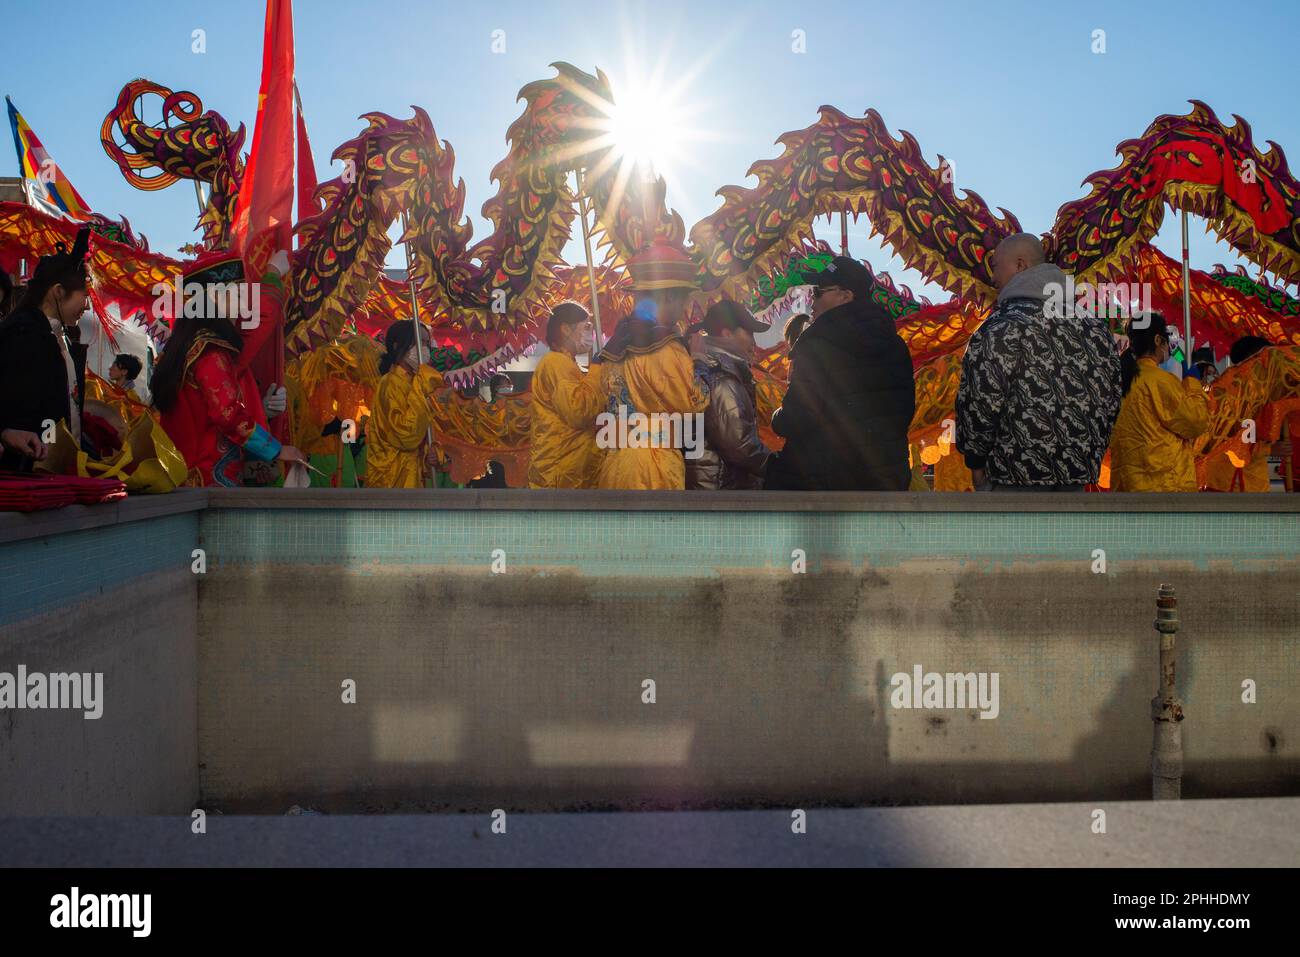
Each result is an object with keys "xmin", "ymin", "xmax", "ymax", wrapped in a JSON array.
[
  {"xmin": 1151, "ymin": 583, "xmax": 1184, "ymax": 800},
  {"xmin": 1180, "ymin": 210, "xmax": 1193, "ymax": 369},
  {"xmin": 399, "ymin": 210, "xmax": 434, "ymax": 481},
  {"xmin": 1283, "ymin": 419, "xmax": 1294, "ymax": 493},
  {"xmin": 399, "ymin": 211, "xmax": 425, "ymax": 368},
  {"xmin": 575, "ymin": 167, "xmax": 604, "ymax": 355}
]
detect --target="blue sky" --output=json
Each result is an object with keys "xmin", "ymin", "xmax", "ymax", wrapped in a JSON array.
[{"xmin": 8, "ymin": 0, "xmax": 1299, "ymax": 302}]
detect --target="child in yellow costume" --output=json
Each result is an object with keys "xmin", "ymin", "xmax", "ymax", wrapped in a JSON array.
[
  {"xmin": 366, "ymin": 321, "xmax": 442, "ymax": 488},
  {"xmin": 594, "ymin": 242, "xmax": 708, "ymax": 490},
  {"xmin": 528, "ymin": 302, "xmax": 605, "ymax": 488},
  {"xmin": 1110, "ymin": 314, "xmax": 1209, "ymax": 492}
]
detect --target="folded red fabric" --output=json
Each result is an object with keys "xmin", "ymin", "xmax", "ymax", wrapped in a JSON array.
[{"xmin": 0, "ymin": 472, "xmax": 127, "ymax": 511}]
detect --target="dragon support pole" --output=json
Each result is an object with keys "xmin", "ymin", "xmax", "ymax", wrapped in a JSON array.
[
  {"xmin": 576, "ymin": 168, "xmax": 604, "ymax": 355},
  {"xmin": 1181, "ymin": 210, "xmax": 1193, "ymax": 367},
  {"xmin": 1151, "ymin": 583, "xmax": 1185, "ymax": 800}
]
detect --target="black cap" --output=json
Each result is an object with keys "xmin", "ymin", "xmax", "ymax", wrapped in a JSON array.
[
  {"xmin": 1189, "ymin": 345, "xmax": 1217, "ymax": 368},
  {"xmin": 701, "ymin": 299, "xmax": 770, "ymax": 335},
  {"xmin": 799, "ymin": 255, "xmax": 873, "ymax": 301},
  {"xmin": 30, "ymin": 225, "xmax": 91, "ymax": 291}
]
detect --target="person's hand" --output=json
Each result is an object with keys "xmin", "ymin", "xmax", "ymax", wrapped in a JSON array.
[
  {"xmin": 277, "ymin": 444, "xmax": 309, "ymax": 465},
  {"xmin": 1, "ymin": 428, "xmax": 47, "ymax": 461},
  {"xmin": 263, "ymin": 383, "xmax": 288, "ymax": 417}
]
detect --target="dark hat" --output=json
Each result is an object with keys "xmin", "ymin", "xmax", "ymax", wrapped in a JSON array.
[
  {"xmin": 701, "ymin": 299, "xmax": 769, "ymax": 335},
  {"xmin": 30, "ymin": 225, "xmax": 91, "ymax": 290},
  {"xmin": 799, "ymin": 255, "xmax": 873, "ymax": 301},
  {"xmin": 1229, "ymin": 335, "xmax": 1272, "ymax": 366},
  {"xmin": 1189, "ymin": 345, "xmax": 1217, "ymax": 368},
  {"xmin": 182, "ymin": 250, "xmax": 244, "ymax": 287}
]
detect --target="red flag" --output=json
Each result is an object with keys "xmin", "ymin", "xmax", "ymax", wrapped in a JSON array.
[
  {"xmin": 231, "ymin": 0, "xmax": 295, "ymax": 271},
  {"xmin": 231, "ymin": 0, "xmax": 295, "ymax": 442},
  {"xmin": 294, "ymin": 82, "xmax": 320, "ymax": 231}
]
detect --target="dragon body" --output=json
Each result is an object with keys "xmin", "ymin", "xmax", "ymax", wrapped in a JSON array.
[
  {"xmin": 2, "ymin": 66, "xmax": 1298, "ymax": 486},
  {"xmin": 101, "ymin": 79, "xmax": 246, "ymax": 250}
]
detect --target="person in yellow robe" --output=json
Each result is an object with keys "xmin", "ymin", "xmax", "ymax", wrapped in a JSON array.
[
  {"xmin": 594, "ymin": 241, "xmax": 708, "ymax": 490},
  {"xmin": 528, "ymin": 302, "xmax": 604, "ymax": 488},
  {"xmin": 365, "ymin": 321, "xmax": 441, "ymax": 488},
  {"xmin": 1110, "ymin": 313, "xmax": 1209, "ymax": 492}
]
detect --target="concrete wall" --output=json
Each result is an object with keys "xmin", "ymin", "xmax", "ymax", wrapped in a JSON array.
[
  {"xmin": 3, "ymin": 490, "xmax": 1296, "ymax": 815},
  {"xmin": 194, "ymin": 492, "xmax": 1300, "ymax": 813},
  {"xmin": 0, "ymin": 501, "xmax": 202, "ymax": 815}
]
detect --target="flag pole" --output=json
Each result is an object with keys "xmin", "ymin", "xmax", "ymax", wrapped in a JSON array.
[
  {"xmin": 1180, "ymin": 209, "xmax": 1193, "ymax": 368},
  {"xmin": 575, "ymin": 167, "xmax": 604, "ymax": 355},
  {"xmin": 840, "ymin": 209, "xmax": 849, "ymax": 256}
]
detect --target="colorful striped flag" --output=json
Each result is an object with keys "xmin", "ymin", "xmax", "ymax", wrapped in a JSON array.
[{"xmin": 6, "ymin": 95, "xmax": 93, "ymax": 220}]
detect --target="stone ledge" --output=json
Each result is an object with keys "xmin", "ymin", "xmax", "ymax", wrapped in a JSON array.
[
  {"xmin": 1, "ymin": 487, "xmax": 1296, "ymax": 547},
  {"xmin": 206, "ymin": 487, "xmax": 1300, "ymax": 513},
  {"xmin": 0, "ymin": 489, "xmax": 208, "ymax": 546}
]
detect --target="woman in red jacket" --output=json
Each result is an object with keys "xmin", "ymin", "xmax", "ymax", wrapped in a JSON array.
[{"xmin": 150, "ymin": 254, "xmax": 305, "ymax": 486}]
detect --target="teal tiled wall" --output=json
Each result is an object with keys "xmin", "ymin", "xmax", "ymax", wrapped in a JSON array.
[
  {"xmin": 0, "ymin": 513, "xmax": 198, "ymax": 627},
  {"xmin": 3, "ymin": 507, "xmax": 1293, "ymax": 628},
  {"xmin": 198, "ymin": 508, "xmax": 1298, "ymax": 575}
]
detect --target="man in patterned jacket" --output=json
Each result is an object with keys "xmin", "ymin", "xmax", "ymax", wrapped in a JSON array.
[
  {"xmin": 956, "ymin": 233, "xmax": 1121, "ymax": 491},
  {"xmin": 686, "ymin": 299, "xmax": 772, "ymax": 490}
]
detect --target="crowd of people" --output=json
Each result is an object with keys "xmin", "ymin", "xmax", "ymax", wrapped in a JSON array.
[{"xmin": 0, "ymin": 230, "xmax": 1295, "ymax": 493}]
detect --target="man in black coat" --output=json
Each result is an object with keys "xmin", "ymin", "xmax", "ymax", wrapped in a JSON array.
[
  {"xmin": 764, "ymin": 256, "xmax": 915, "ymax": 491},
  {"xmin": 0, "ymin": 230, "xmax": 91, "ymax": 471}
]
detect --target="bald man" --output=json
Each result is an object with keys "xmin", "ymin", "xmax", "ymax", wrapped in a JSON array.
[
  {"xmin": 990, "ymin": 233, "xmax": 1047, "ymax": 290},
  {"xmin": 955, "ymin": 233, "xmax": 1120, "ymax": 491}
]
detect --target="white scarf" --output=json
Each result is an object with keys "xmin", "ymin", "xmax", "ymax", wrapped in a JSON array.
[{"xmin": 47, "ymin": 316, "xmax": 81, "ymax": 442}]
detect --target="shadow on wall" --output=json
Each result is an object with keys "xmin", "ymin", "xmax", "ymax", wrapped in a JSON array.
[{"xmin": 195, "ymin": 536, "xmax": 1300, "ymax": 813}]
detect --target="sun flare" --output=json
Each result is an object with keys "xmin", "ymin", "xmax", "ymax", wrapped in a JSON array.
[{"xmin": 605, "ymin": 82, "xmax": 682, "ymax": 178}]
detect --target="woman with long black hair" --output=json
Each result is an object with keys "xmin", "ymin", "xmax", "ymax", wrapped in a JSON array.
[
  {"xmin": 1109, "ymin": 312, "xmax": 1209, "ymax": 492},
  {"xmin": 365, "ymin": 320, "xmax": 441, "ymax": 488},
  {"xmin": 0, "ymin": 229, "xmax": 90, "ymax": 470},
  {"xmin": 149, "ymin": 254, "xmax": 305, "ymax": 486}
]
